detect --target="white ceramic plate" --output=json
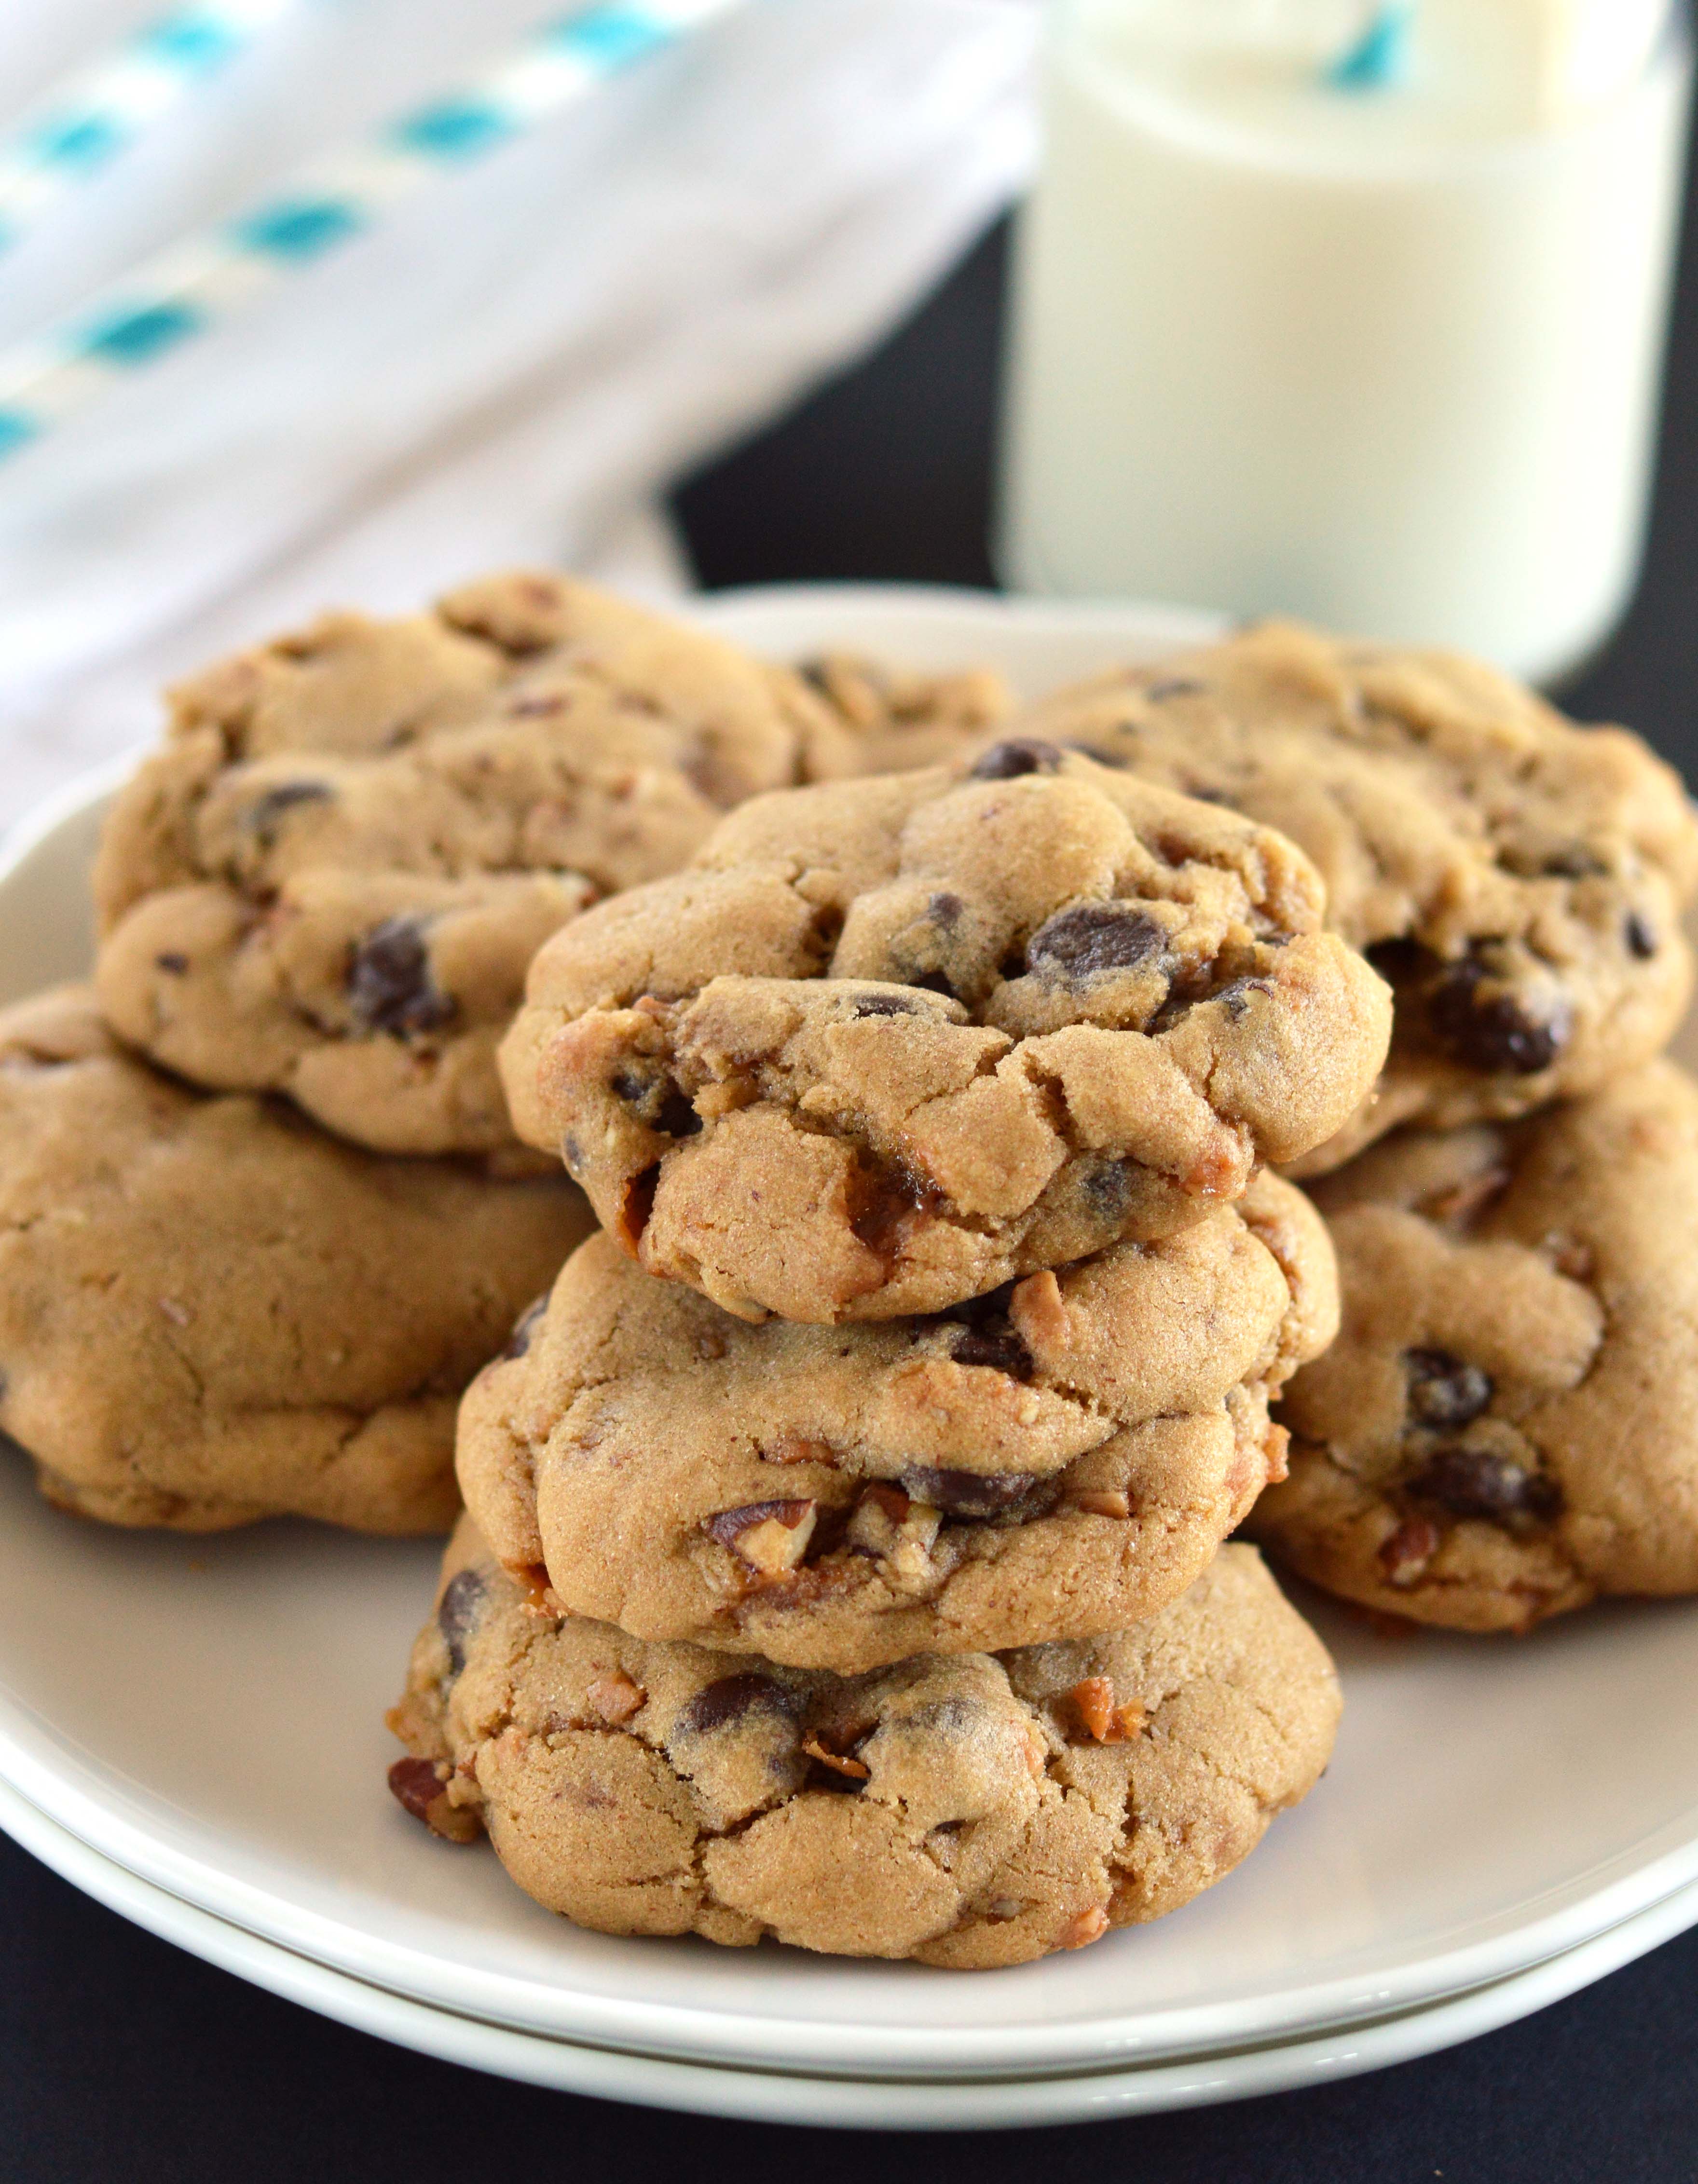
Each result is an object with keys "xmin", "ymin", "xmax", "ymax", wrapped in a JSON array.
[
  {"xmin": 2, "ymin": 587, "xmax": 1698, "ymax": 2089},
  {"xmin": 4, "ymin": 1769, "xmax": 1695, "ymax": 2130}
]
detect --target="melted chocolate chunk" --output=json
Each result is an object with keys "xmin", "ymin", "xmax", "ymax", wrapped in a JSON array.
[
  {"xmin": 968, "ymin": 738, "xmax": 1064, "ymax": 781},
  {"xmin": 948, "ymin": 1324, "xmax": 1033, "ymax": 1378},
  {"xmin": 898, "ymin": 1466, "xmax": 1041, "ymax": 1517},
  {"xmin": 1425, "ymin": 957, "xmax": 1571, "ymax": 1076},
  {"xmin": 849, "ymin": 1161, "xmax": 944, "ymax": 1262},
  {"xmin": 676, "ymin": 1672, "xmax": 801, "ymax": 1736},
  {"xmin": 1405, "ymin": 1349, "xmax": 1494, "ymax": 1430},
  {"xmin": 436, "ymin": 1568, "xmax": 488, "ymax": 1678},
  {"xmin": 503, "ymin": 1295, "xmax": 549, "ymax": 1360},
  {"xmin": 245, "ymin": 780, "xmax": 333, "ymax": 848},
  {"xmin": 1626, "ymin": 912, "xmax": 1659, "ymax": 959},
  {"xmin": 852, "ymin": 994, "xmax": 924, "ymax": 1018},
  {"xmin": 1405, "ymin": 1447, "xmax": 1562, "ymax": 1526},
  {"xmin": 347, "ymin": 918, "xmax": 456, "ymax": 1037},
  {"xmin": 927, "ymin": 890, "xmax": 965, "ymax": 930},
  {"xmin": 1026, "ymin": 903, "xmax": 1168, "ymax": 981}
]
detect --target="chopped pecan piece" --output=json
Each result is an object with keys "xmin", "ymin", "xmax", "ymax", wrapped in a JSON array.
[
  {"xmin": 1378, "ymin": 1515, "xmax": 1440, "ymax": 1585},
  {"xmin": 858, "ymin": 1481, "xmax": 912, "ymax": 1526},
  {"xmin": 704, "ymin": 1498, "xmax": 818, "ymax": 1577},
  {"xmin": 586, "ymin": 1670, "xmax": 646, "ymax": 1725},
  {"xmin": 387, "ymin": 1758, "xmax": 479, "ymax": 1844}
]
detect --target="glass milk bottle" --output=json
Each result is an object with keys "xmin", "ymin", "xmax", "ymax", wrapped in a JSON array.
[{"xmin": 997, "ymin": 0, "xmax": 1693, "ymax": 683}]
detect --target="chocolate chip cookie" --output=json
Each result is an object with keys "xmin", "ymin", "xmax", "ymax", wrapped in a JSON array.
[
  {"xmin": 94, "ymin": 571, "xmax": 847, "ymax": 1156},
  {"xmin": 455, "ymin": 1171, "xmax": 1335, "ymax": 1669},
  {"xmin": 0, "ymin": 987, "xmax": 593, "ymax": 1532},
  {"xmin": 1020, "ymin": 621, "xmax": 1698, "ymax": 1168},
  {"xmin": 797, "ymin": 653, "xmax": 1014, "ymax": 777},
  {"xmin": 1248, "ymin": 1059, "xmax": 1698, "ymax": 1631},
  {"xmin": 500, "ymin": 746, "xmax": 1390, "ymax": 1321},
  {"xmin": 387, "ymin": 1516, "xmax": 1340, "ymax": 1966}
]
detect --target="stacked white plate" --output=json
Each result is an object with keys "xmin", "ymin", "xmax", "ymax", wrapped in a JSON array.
[{"xmin": 2, "ymin": 587, "xmax": 1697, "ymax": 2130}]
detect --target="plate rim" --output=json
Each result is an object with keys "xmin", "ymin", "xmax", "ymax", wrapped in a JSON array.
[{"xmin": 4, "ymin": 1768, "xmax": 1695, "ymax": 2129}]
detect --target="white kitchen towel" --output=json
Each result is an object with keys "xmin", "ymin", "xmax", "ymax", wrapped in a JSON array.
[{"xmin": 0, "ymin": 0, "xmax": 1038, "ymax": 833}]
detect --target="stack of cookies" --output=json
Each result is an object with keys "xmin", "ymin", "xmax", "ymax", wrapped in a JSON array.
[
  {"xmin": 389, "ymin": 732, "xmax": 1388, "ymax": 1962},
  {"xmin": 1017, "ymin": 622, "xmax": 1698, "ymax": 1635}
]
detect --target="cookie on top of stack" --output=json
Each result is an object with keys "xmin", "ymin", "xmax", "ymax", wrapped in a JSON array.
[
  {"xmin": 1017, "ymin": 621, "xmax": 1698, "ymax": 1637},
  {"xmin": 386, "ymin": 730, "xmax": 1385, "ymax": 1963}
]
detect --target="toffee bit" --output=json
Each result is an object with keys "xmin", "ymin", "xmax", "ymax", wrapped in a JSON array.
[
  {"xmin": 586, "ymin": 1670, "xmax": 646, "ymax": 1725},
  {"xmin": 1057, "ymin": 1905, "xmax": 1111, "ymax": 1951},
  {"xmin": 1068, "ymin": 1678, "xmax": 1147, "ymax": 1744},
  {"xmin": 802, "ymin": 1734, "xmax": 871, "ymax": 1782}
]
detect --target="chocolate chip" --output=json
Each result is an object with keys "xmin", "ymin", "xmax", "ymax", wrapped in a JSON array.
[
  {"xmin": 610, "ymin": 1065, "xmax": 700, "ymax": 1136},
  {"xmin": 1626, "ymin": 912, "xmax": 1659, "ymax": 959},
  {"xmin": 436, "ymin": 1568, "xmax": 488, "ymax": 1677},
  {"xmin": 1405, "ymin": 1349, "xmax": 1494, "ymax": 1429},
  {"xmin": 155, "ymin": 952, "xmax": 189, "ymax": 975},
  {"xmin": 245, "ymin": 780, "xmax": 332, "ymax": 848},
  {"xmin": 347, "ymin": 918, "xmax": 456, "ymax": 1037},
  {"xmin": 968, "ymin": 738, "xmax": 1063, "ymax": 780},
  {"xmin": 852, "ymin": 994, "xmax": 923, "ymax": 1018},
  {"xmin": 1081, "ymin": 1160, "xmax": 1133, "ymax": 1217},
  {"xmin": 928, "ymin": 891, "xmax": 965, "ymax": 929},
  {"xmin": 503, "ymin": 1295, "xmax": 548, "ymax": 1359},
  {"xmin": 1540, "ymin": 846, "xmax": 1609, "ymax": 879},
  {"xmin": 1425, "ymin": 957, "xmax": 1570, "ymax": 1076},
  {"xmin": 897, "ymin": 1466, "xmax": 1041, "ymax": 1516},
  {"xmin": 676, "ymin": 1672, "xmax": 801, "ymax": 1735},
  {"xmin": 948, "ymin": 1325, "xmax": 1033, "ymax": 1378},
  {"xmin": 1214, "ymin": 976, "xmax": 1274, "ymax": 1021},
  {"xmin": 1405, "ymin": 1447, "xmax": 1562, "ymax": 1525},
  {"xmin": 1026, "ymin": 904, "xmax": 1168, "ymax": 980}
]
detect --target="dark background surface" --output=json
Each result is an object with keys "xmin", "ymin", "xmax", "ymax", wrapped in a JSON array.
[{"xmin": 8, "ymin": 159, "xmax": 1698, "ymax": 2184}]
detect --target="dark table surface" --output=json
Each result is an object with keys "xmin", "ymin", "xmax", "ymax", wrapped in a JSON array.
[{"xmin": 10, "ymin": 151, "xmax": 1698, "ymax": 2184}]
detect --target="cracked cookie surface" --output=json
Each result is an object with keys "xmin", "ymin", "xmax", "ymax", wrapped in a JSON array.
[
  {"xmin": 93, "ymin": 572, "xmax": 853, "ymax": 1156},
  {"xmin": 500, "ymin": 745, "xmax": 1390, "ymax": 1321},
  {"xmin": 1248, "ymin": 1059, "xmax": 1698, "ymax": 1631},
  {"xmin": 0, "ymin": 987, "xmax": 593, "ymax": 1532},
  {"xmin": 1018, "ymin": 621, "xmax": 1698, "ymax": 1168},
  {"xmin": 387, "ymin": 1516, "xmax": 1340, "ymax": 1966},
  {"xmin": 454, "ymin": 1173, "xmax": 1336, "ymax": 1669}
]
